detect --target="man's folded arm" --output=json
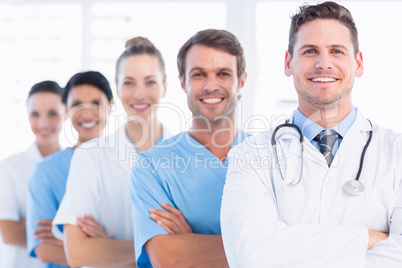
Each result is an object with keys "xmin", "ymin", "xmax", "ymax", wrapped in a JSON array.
[
  {"xmin": 145, "ymin": 233, "xmax": 228, "ymax": 268},
  {"xmin": 221, "ymin": 145, "xmax": 371, "ymax": 268}
]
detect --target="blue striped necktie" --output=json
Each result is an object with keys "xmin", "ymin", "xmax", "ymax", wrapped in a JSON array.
[{"xmin": 314, "ymin": 130, "xmax": 339, "ymax": 167}]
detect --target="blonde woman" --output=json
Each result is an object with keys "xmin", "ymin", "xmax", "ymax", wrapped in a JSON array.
[{"xmin": 53, "ymin": 37, "xmax": 172, "ymax": 268}]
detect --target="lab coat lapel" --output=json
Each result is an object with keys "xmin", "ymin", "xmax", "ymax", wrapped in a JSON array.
[
  {"xmin": 277, "ymin": 131, "xmax": 328, "ymax": 169},
  {"xmin": 278, "ymin": 133, "xmax": 327, "ymax": 170},
  {"xmin": 282, "ymin": 122, "xmax": 326, "ymax": 165},
  {"xmin": 274, "ymin": 112, "xmax": 303, "ymax": 158},
  {"xmin": 331, "ymin": 110, "xmax": 371, "ymax": 167},
  {"xmin": 27, "ymin": 142, "xmax": 43, "ymax": 163}
]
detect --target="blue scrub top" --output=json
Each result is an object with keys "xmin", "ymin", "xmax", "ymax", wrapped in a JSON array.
[
  {"xmin": 26, "ymin": 147, "xmax": 74, "ymax": 268},
  {"xmin": 131, "ymin": 130, "xmax": 250, "ymax": 268}
]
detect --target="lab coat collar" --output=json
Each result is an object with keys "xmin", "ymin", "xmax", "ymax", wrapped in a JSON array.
[
  {"xmin": 331, "ymin": 109, "xmax": 372, "ymax": 167},
  {"xmin": 282, "ymin": 109, "xmax": 372, "ymax": 166},
  {"xmin": 280, "ymin": 111, "xmax": 326, "ymax": 164},
  {"xmin": 351, "ymin": 109, "xmax": 372, "ymax": 132},
  {"xmin": 75, "ymin": 123, "xmax": 172, "ymax": 171},
  {"xmin": 27, "ymin": 142, "xmax": 44, "ymax": 162},
  {"xmin": 111, "ymin": 123, "xmax": 173, "ymax": 167}
]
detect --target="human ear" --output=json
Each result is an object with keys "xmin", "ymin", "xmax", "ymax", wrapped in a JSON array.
[
  {"xmin": 64, "ymin": 106, "xmax": 68, "ymax": 120},
  {"xmin": 284, "ymin": 51, "xmax": 293, "ymax": 77},
  {"xmin": 355, "ymin": 51, "xmax": 363, "ymax": 78},
  {"xmin": 162, "ymin": 82, "xmax": 167, "ymax": 98},
  {"xmin": 107, "ymin": 99, "xmax": 115, "ymax": 115},
  {"xmin": 179, "ymin": 75, "xmax": 187, "ymax": 94},
  {"xmin": 237, "ymin": 72, "xmax": 247, "ymax": 93}
]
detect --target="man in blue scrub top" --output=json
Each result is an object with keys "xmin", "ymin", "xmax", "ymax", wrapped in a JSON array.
[{"xmin": 131, "ymin": 29, "xmax": 249, "ymax": 267}]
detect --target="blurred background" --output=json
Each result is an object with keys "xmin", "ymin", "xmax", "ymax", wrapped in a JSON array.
[{"xmin": 1, "ymin": 0, "xmax": 401, "ymax": 160}]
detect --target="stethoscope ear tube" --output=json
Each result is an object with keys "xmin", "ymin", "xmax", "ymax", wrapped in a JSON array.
[
  {"xmin": 272, "ymin": 123, "xmax": 304, "ymax": 186},
  {"xmin": 271, "ymin": 123, "xmax": 304, "ymax": 146}
]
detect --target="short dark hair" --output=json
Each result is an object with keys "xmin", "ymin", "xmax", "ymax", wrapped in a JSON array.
[
  {"xmin": 115, "ymin": 36, "xmax": 166, "ymax": 86},
  {"xmin": 28, "ymin": 80, "xmax": 63, "ymax": 99},
  {"xmin": 63, "ymin": 71, "xmax": 113, "ymax": 104},
  {"xmin": 177, "ymin": 29, "xmax": 246, "ymax": 83},
  {"xmin": 288, "ymin": 1, "xmax": 359, "ymax": 56}
]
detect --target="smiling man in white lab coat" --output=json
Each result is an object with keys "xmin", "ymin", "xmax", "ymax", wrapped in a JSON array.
[{"xmin": 221, "ymin": 1, "xmax": 402, "ymax": 268}]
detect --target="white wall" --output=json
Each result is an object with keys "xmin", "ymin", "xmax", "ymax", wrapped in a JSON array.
[{"xmin": 1, "ymin": 0, "xmax": 401, "ymax": 160}]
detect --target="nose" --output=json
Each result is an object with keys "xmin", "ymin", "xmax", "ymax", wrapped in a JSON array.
[
  {"xmin": 133, "ymin": 85, "xmax": 146, "ymax": 100},
  {"xmin": 315, "ymin": 53, "xmax": 333, "ymax": 70},
  {"xmin": 70, "ymin": 103, "xmax": 96, "ymax": 119},
  {"xmin": 80, "ymin": 105, "xmax": 96, "ymax": 118},
  {"xmin": 203, "ymin": 76, "xmax": 218, "ymax": 91},
  {"xmin": 38, "ymin": 116, "xmax": 50, "ymax": 128}
]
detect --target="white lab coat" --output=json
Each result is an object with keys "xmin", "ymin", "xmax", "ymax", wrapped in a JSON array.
[
  {"xmin": 221, "ymin": 110, "xmax": 402, "ymax": 268},
  {"xmin": 0, "ymin": 143, "xmax": 44, "ymax": 268}
]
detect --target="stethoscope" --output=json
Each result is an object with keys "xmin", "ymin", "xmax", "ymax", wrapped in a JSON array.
[{"xmin": 271, "ymin": 120, "xmax": 373, "ymax": 195}]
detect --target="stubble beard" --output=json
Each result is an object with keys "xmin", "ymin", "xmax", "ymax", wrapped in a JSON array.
[{"xmin": 297, "ymin": 85, "xmax": 352, "ymax": 111}]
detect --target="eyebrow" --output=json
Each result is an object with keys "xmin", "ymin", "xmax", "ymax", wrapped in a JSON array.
[
  {"xmin": 189, "ymin": 67, "xmax": 234, "ymax": 73},
  {"xmin": 218, "ymin": 68, "xmax": 234, "ymax": 74},
  {"xmin": 124, "ymin": 75, "xmax": 156, "ymax": 81},
  {"xmin": 189, "ymin": 67, "xmax": 204, "ymax": 73},
  {"xmin": 71, "ymin": 98, "xmax": 101, "ymax": 104},
  {"xmin": 298, "ymin": 44, "xmax": 350, "ymax": 51},
  {"xmin": 330, "ymin": 44, "xmax": 349, "ymax": 51},
  {"xmin": 298, "ymin": 44, "xmax": 318, "ymax": 51}
]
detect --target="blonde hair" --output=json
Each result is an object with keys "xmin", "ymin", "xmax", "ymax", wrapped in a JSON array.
[{"xmin": 115, "ymin": 36, "xmax": 166, "ymax": 85}]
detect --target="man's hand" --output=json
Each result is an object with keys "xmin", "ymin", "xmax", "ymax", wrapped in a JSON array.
[
  {"xmin": 149, "ymin": 202, "xmax": 193, "ymax": 234},
  {"xmin": 368, "ymin": 230, "xmax": 389, "ymax": 250},
  {"xmin": 34, "ymin": 219, "xmax": 63, "ymax": 246},
  {"xmin": 76, "ymin": 215, "xmax": 110, "ymax": 238}
]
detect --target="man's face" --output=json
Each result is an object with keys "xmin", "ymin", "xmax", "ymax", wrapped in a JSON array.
[
  {"xmin": 180, "ymin": 45, "xmax": 246, "ymax": 123},
  {"xmin": 285, "ymin": 19, "xmax": 363, "ymax": 114}
]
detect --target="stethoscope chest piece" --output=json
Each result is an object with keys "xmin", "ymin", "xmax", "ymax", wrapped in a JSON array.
[{"xmin": 344, "ymin": 180, "xmax": 365, "ymax": 195}]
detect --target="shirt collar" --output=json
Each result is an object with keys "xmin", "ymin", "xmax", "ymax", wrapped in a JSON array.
[{"xmin": 293, "ymin": 107, "xmax": 357, "ymax": 141}]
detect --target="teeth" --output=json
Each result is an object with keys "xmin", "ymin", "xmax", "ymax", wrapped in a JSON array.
[
  {"xmin": 81, "ymin": 122, "xmax": 96, "ymax": 128},
  {"xmin": 311, "ymin": 77, "xmax": 337, "ymax": 82},
  {"xmin": 201, "ymin": 98, "xmax": 223, "ymax": 104},
  {"xmin": 133, "ymin": 104, "xmax": 149, "ymax": 109}
]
